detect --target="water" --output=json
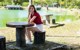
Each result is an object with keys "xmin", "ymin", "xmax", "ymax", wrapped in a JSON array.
[{"xmin": 0, "ymin": 9, "xmax": 76, "ymax": 27}]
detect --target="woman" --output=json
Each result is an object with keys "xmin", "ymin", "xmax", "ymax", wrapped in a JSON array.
[{"xmin": 25, "ymin": 5, "xmax": 43, "ymax": 44}]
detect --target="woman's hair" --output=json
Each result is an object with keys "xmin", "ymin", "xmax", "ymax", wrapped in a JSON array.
[{"xmin": 28, "ymin": 5, "xmax": 37, "ymax": 13}]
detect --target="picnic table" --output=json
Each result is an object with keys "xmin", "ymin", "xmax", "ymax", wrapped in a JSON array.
[
  {"xmin": 45, "ymin": 14, "xmax": 53, "ymax": 24},
  {"xmin": 6, "ymin": 22, "xmax": 34, "ymax": 47},
  {"xmin": 38, "ymin": 11, "xmax": 53, "ymax": 25}
]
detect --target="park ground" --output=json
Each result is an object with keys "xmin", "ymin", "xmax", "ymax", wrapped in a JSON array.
[
  {"xmin": 0, "ymin": 7, "xmax": 80, "ymax": 50},
  {"xmin": 0, "ymin": 19, "xmax": 80, "ymax": 50}
]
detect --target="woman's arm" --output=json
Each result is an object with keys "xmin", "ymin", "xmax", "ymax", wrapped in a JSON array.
[
  {"xmin": 29, "ymin": 16, "xmax": 36, "ymax": 24},
  {"xmin": 28, "ymin": 13, "xmax": 31, "ymax": 23}
]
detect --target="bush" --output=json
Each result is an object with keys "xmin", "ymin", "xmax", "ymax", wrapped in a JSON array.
[
  {"xmin": 76, "ymin": 1, "xmax": 80, "ymax": 9},
  {"xmin": 22, "ymin": 2, "xmax": 29, "ymax": 6},
  {"xmin": 2, "ymin": 2, "xmax": 12, "ymax": 6},
  {"xmin": 0, "ymin": 2, "xmax": 2, "ymax": 6}
]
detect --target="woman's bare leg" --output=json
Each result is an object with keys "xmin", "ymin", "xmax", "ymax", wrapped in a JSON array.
[
  {"xmin": 25, "ymin": 28, "xmax": 32, "ymax": 41},
  {"xmin": 25, "ymin": 27, "xmax": 41, "ymax": 41}
]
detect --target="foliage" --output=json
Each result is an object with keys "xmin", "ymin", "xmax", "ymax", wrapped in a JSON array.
[
  {"xmin": 22, "ymin": 2, "xmax": 29, "ymax": 6},
  {"xmin": 75, "ymin": 1, "xmax": 80, "ymax": 9},
  {"xmin": 34, "ymin": 0, "xmax": 41, "ymax": 5},
  {"xmin": 0, "ymin": 0, "xmax": 80, "ymax": 9},
  {"xmin": 0, "ymin": 0, "xmax": 3, "ymax": 2},
  {"xmin": 45, "ymin": 0, "xmax": 52, "ymax": 4},
  {"xmin": 0, "ymin": 2, "xmax": 2, "ymax": 6},
  {"xmin": 2, "ymin": 2, "xmax": 12, "ymax": 6}
]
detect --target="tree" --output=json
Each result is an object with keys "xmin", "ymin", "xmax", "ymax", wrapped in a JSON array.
[{"xmin": 0, "ymin": 0, "xmax": 3, "ymax": 2}]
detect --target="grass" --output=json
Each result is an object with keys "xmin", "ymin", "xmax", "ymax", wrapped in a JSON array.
[
  {"xmin": 0, "ymin": 8, "xmax": 80, "ymax": 50},
  {"xmin": 0, "ymin": 19, "xmax": 80, "ymax": 50},
  {"xmin": 45, "ymin": 19, "xmax": 80, "ymax": 50},
  {"xmin": 0, "ymin": 9, "xmax": 77, "ymax": 27},
  {"xmin": 55, "ymin": 15, "xmax": 76, "ymax": 22}
]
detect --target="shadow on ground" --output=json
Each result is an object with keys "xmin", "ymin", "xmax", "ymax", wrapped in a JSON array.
[
  {"xmin": 70, "ymin": 44, "xmax": 80, "ymax": 50},
  {"xmin": 6, "ymin": 41, "xmax": 69, "ymax": 50},
  {"xmin": 49, "ymin": 23, "xmax": 65, "ymax": 28}
]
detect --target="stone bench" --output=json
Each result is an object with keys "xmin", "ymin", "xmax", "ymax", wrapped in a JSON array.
[
  {"xmin": 0, "ymin": 36, "xmax": 6, "ymax": 50},
  {"xmin": 33, "ymin": 31, "xmax": 45, "ymax": 44}
]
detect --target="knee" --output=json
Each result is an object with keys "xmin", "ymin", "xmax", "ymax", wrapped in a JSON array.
[{"xmin": 27, "ymin": 28, "xmax": 32, "ymax": 31}]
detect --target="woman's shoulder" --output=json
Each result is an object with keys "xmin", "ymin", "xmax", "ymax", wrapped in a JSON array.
[
  {"xmin": 35, "ymin": 12, "xmax": 39, "ymax": 14},
  {"xmin": 34, "ymin": 12, "xmax": 40, "ymax": 16}
]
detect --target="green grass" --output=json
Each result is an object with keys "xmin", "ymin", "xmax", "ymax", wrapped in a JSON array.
[
  {"xmin": 0, "ymin": 10, "xmax": 28, "ymax": 27},
  {"xmin": 0, "ymin": 7, "xmax": 80, "ymax": 50},
  {"xmin": 0, "ymin": 9, "xmax": 77, "ymax": 27},
  {"xmin": 0, "ymin": 19, "xmax": 80, "ymax": 50},
  {"xmin": 55, "ymin": 15, "xmax": 76, "ymax": 22}
]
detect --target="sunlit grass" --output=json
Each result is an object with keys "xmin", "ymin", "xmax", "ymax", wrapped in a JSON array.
[
  {"xmin": 56, "ymin": 15, "xmax": 76, "ymax": 22},
  {"xmin": 0, "ymin": 19, "xmax": 80, "ymax": 44},
  {"xmin": 0, "ymin": 19, "xmax": 80, "ymax": 50}
]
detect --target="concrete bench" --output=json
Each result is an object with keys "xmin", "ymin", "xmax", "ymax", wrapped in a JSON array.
[
  {"xmin": 33, "ymin": 31, "xmax": 45, "ymax": 44},
  {"xmin": 0, "ymin": 36, "xmax": 6, "ymax": 50}
]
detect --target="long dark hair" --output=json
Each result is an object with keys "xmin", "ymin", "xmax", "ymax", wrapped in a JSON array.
[{"xmin": 28, "ymin": 5, "xmax": 37, "ymax": 13}]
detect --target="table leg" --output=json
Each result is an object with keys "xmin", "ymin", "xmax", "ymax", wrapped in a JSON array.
[
  {"xmin": 16, "ymin": 27, "xmax": 26, "ymax": 47},
  {"xmin": 46, "ymin": 15, "xmax": 50, "ymax": 24}
]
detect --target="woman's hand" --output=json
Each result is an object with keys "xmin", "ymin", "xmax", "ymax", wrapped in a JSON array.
[
  {"xmin": 28, "ymin": 22, "xmax": 34, "ymax": 24},
  {"xmin": 29, "ymin": 10, "xmax": 33, "ymax": 15},
  {"xmin": 28, "ymin": 12, "xmax": 32, "ymax": 23},
  {"xmin": 29, "ymin": 12, "xmax": 32, "ymax": 15}
]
